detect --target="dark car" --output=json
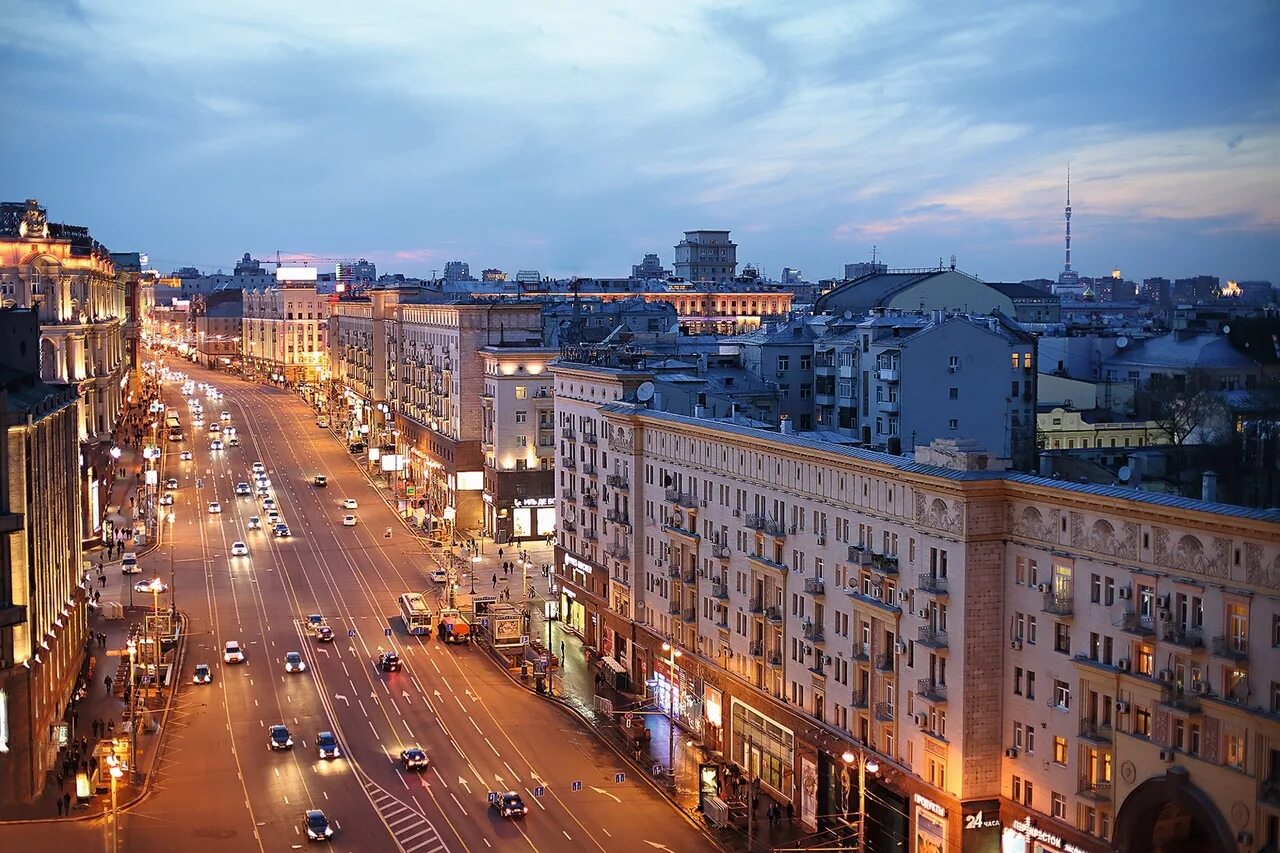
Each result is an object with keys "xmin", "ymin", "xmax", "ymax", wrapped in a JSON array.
[
  {"xmin": 489, "ymin": 791, "xmax": 529, "ymax": 818},
  {"xmin": 269, "ymin": 724, "xmax": 293, "ymax": 751},
  {"xmin": 304, "ymin": 809, "xmax": 333, "ymax": 842},
  {"xmin": 313, "ymin": 474, "xmax": 327, "ymax": 487},
  {"xmin": 316, "ymin": 731, "xmax": 340, "ymax": 759},
  {"xmin": 273, "ymin": 523, "xmax": 291, "ymax": 538},
  {"xmin": 316, "ymin": 625, "xmax": 335, "ymax": 643},
  {"xmin": 378, "ymin": 651, "xmax": 402, "ymax": 672},
  {"xmin": 399, "ymin": 747, "xmax": 429, "ymax": 771}
]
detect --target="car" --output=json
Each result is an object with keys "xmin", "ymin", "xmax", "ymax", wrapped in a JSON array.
[
  {"xmin": 262, "ymin": 498, "xmax": 277, "ymax": 511},
  {"xmin": 273, "ymin": 523, "xmax": 291, "ymax": 538},
  {"xmin": 399, "ymin": 747, "xmax": 429, "ymax": 771},
  {"xmin": 342, "ymin": 515, "xmax": 357, "ymax": 527},
  {"xmin": 304, "ymin": 809, "xmax": 333, "ymax": 842},
  {"xmin": 247, "ymin": 515, "xmax": 262, "ymax": 530},
  {"xmin": 268, "ymin": 724, "xmax": 293, "ymax": 751},
  {"xmin": 133, "ymin": 578, "xmax": 167, "ymax": 594},
  {"xmin": 313, "ymin": 475, "xmax": 327, "ymax": 487},
  {"xmin": 179, "ymin": 450, "xmax": 193, "ymax": 461},
  {"xmin": 316, "ymin": 731, "xmax": 340, "ymax": 759},
  {"xmin": 315, "ymin": 625, "xmax": 335, "ymax": 643},
  {"xmin": 316, "ymin": 418, "xmax": 330, "ymax": 429},
  {"xmin": 208, "ymin": 501, "xmax": 222, "ymax": 514},
  {"xmin": 256, "ymin": 486, "xmax": 270, "ymax": 498},
  {"xmin": 223, "ymin": 641, "xmax": 245, "ymax": 664},
  {"xmin": 341, "ymin": 499, "xmax": 358, "ymax": 510},
  {"xmin": 257, "ymin": 477, "xmax": 272, "ymax": 489},
  {"xmin": 284, "ymin": 651, "xmax": 306, "ymax": 673},
  {"xmin": 228, "ymin": 436, "xmax": 241, "ymax": 447},
  {"xmin": 429, "ymin": 568, "xmax": 448, "ymax": 584},
  {"xmin": 221, "ymin": 411, "xmax": 231, "ymax": 421},
  {"xmin": 231, "ymin": 541, "xmax": 248, "ymax": 556},
  {"xmin": 488, "ymin": 791, "xmax": 529, "ymax": 819},
  {"xmin": 165, "ymin": 478, "xmax": 179, "ymax": 490},
  {"xmin": 252, "ymin": 462, "xmax": 265, "ymax": 474},
  {"xmin": 208, "ymin": 422, "xmax": 221, "ymax": 434},
  {"xmin": 266, "ymin": 509, "xmax": 281, "ymax": 524},
  {"xmin": 121, "ymin": 552, "xmax": 140, "ymax": 574},
  {"xmin": 235, "ymin": 482, "xmax": 252, "ymax": 496},
  {"xmin": 159, "ymin": 493, "xmax": 174, "ymax": 506},
  {"xmin": 192, "ymin": 663, "xmax": 212, "ymax": 685},
  {"xmin": 378, "ymin": 651, "xmax": 401, "ymax": 672},
  {"xmin": 209, "ymin": 439, "xmax": 224, "ymax": 451},
  {"xmin": 306, "ymin": 614, "xmax": 327, "ymax": 634}
]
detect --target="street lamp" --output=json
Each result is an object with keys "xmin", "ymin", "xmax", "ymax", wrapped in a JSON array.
[
  {"xmin": 841, "ymin": 749, "xmax": 879, "ymax": 851},
  {"xmin": 167, "ymin": 512, "xmax": 176, "ymax": 613},
  {"xmin": 125, "ymin": 639, "xmax": 137, "ymax": 778},
  {"xmin": 661, "ymin": 641, "xmax": 682, "ymax": 786},
  {"xmin": 106, "ymin": 756, "xmax": 125, "ymax": 853}
]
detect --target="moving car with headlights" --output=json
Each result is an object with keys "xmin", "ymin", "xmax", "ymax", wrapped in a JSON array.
[
  {"xmin": 306, "ymin": 614, "xmax": 328, "ymax": 635},
  {"xmin": 284, "ymin": 651, "xmax": 306, "ymax": 673},
  {"xmin": 378, "ymin": 651, "xmax": 402, "ymax": 672},
  {"xmin": 342, "ymin": 514, "xmax": 358, "ymax": 527},
  {"xmin": 313, "ymin": 474, "xmax": 327, "ymax": 487},
  {"xmin": 180, "ymin": 450, "xmax": 193, "ymax": 461},
  {"xmin": 133, "ymin": 578, "xmax": 167, "ymax": 594},
  {"xmin": 256, "ymin": 485, "xmax": 270, "ymax": 498},
  {"xmin": 209, "ymin": 439, "xmax": 224, "ymax": 451},
  {"xmin": 316, "ymin": 731, "xmax": 340, "ymax": 759},
  {"xmin": 231, "ymin": 541, "xmax": 248, "ymax": 556},
  {"xmin": 399, "ymin": 747, "xmax": 429, "ymax": 771},
  {"xmin": 488, "ymin": 791, "xmax": 529, "ymax": 819},
  {"xmin": 228, "ymin": 436, "xmax": 240, "ymax": 447},
  {"xmin": 273, "ymin": 523, "xmax": 291, "ymax": 538},
  {"xmin": 235, "ymin": 482, "xmax": 252, "ymax": 496},
  {"xmin": 121, "ymin": 552, "xmax": 140, "ymax": 574},
  {"xmin": 223, "ymin": 641, "xmax": 245, "ymax": 663},
  {"xmin": 221, "ymin": 411, "xmax": 231, "ymax": 421},
  {"xmin": 304, "ymin": 809, "xmax": 333, "ymax": 842},
  {"xmin": 262, "ymin": 498, "xmax": 277, "ymax": 511},
  {"xmin": 247, "ymin": 515, "xmax": 262, "ymax": 530},
  {"xmin": 165, "ymin": 478, "xmax": 179, "ymax": 490},
  {"xmin": 252, "ymin": 461, "xmax": 265, "ymax": 474},
  {"xmin": 341, "ymin": 499, "xmax": 358, "ymax": 510},
  {"xmin": 159, "ymin": 493, "xmax": 174, "ymax": 506},
  {"xmin": 268, "ymin": 724, "xmax": 293, "ymax": 751},
  {"xmin": 429, "ymin": 568, "xmax": 448, "ymax": 584},
  {"xmin": 207, "ymin": 501, "xmax": 222, "ymax": 514},
  {"xmin": 192, "ymin": 663, "xmax": 212, "ymax": 685},
  {"xmin": 315, "ymin": 625, "xmax": 335, "ymax": 643}
]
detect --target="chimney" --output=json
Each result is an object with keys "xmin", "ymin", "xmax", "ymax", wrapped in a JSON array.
[
  {"xmin": 780, "ymin": 415, "xmax": 793, "ymax": 435},
  {"xmin": 1127, "ymin": 455, "xmax": 1143, "ymax": 487},
  {"xmin": 1039, "ymin": 452, "xmax": 1054, "ymax": 478},
  {"xmin": 693, "ymin": 405, "xmax": 704, "ymax": 419},
  {"xmin": 1201, "ymin": 470, "xmax": 1218, "ymax": 503}
]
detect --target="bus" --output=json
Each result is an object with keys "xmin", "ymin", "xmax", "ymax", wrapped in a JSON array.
[
  {"xmin": 165, "ymin": 414, "xmax": 183, "ymax": 442},
  {"xmin": 398, "ymin": 593, "xmax": 434, "ymax": 635}
]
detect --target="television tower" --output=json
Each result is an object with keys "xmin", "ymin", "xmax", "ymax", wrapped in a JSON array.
[{"xmin": 1056, "ymin": 165, "xmax": 1080, "ymax": 293}]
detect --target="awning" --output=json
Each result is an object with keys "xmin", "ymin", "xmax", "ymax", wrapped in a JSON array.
[{"xmin": 598, "ymin": 656, "xmax": 627, "ymax": 676}]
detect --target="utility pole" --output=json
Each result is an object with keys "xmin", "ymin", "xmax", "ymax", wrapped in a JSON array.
[{"xmin": 746, "ymin": 732, "xmax": 755, "ymax": 853}]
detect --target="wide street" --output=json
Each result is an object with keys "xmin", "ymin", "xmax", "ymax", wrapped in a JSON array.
[{"xmin": 107, "ymin": 362, "xmax": 716, "ymax": 853}]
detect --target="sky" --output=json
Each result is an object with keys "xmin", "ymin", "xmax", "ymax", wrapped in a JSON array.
[{"xmin": 2, "ymin": 0, "xmax": 1277, "ymax": 284}]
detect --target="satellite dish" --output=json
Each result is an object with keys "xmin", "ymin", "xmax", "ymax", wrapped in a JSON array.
[
  {"xmin": 1116, "ymin": 336, "xmax": 1129, "ymax": 349},
  {"xmin": 636, "ymin": 382, "xmax": 655, "ymax": 403},
  {"xmin": 1118, "ymin": 465, "xmax": 1132, "ymax": 482},
  {"xmin": 1222, "ymin": 324, "xmax": 1231, "ymax": 335},
  {"xmin": 843, "ymin": 310, "xmax": 853, "ymax": 320}
]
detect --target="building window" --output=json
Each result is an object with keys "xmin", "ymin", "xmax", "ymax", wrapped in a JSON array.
[
  {"xmin": 517, "ymin": 435, "xmax": 528, "ymax": 447},
  {"xmin": 1052, "ymin": 679, "xmax": 1070, "ymax": 711},
  {"xmin": 1014, "ymin": 667, "xmax": 1023, "ymax": 695},
  {"xmin": 515, "ymin": 411, "xmax": 527, "ymax": 424},
  {"xmin": 1054, "ymin": 622, "xmax": 1071, "ymax": 654},
  {"xmin": 777, "ymin": 356, "xmax": 790, "ymax": 372},
  {"xmin": 1026, "ymin": 671, "xmax": 1036, "ymax": 701},
  {"xmin": 948, "ymin": 419, "xmax": 958, "ymax": 430},
  {"xmin": 1134, "ymin": 706, "xmax": 1152, "ymax": 737},
  {"xmin": 948, "ymin": 387, "xmax": 958, "ymax": 400},
  {"xmin": 515, "ymin": 386, "xmax": 528, "ymax": 399},
  {"xmin": 1052, "ymin": 736, "xmax": 1067, "ymax": 765},
  {"xmin": 1225, "ymin": 733, "xmax": 1246, "ymax": 770},
  {"xmin": 1052, "ymin": 792, "xmax": 1067, "ymax": 820}
]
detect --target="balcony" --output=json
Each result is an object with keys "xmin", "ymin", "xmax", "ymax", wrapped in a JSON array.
[
  {"xmin": 665, "ymin": 489, "xmax": 698, "ymax": 509},
  {"xmin": 1162, "ymin": 625, "xmax": 1205, "ymax": 649},
  {"xmin": 851, "ymin": 690, "xmax": 868, "ymax": 709},
  {"xmin": 711, "ymin": 544, "xmax": 731, "ymax": 560},
  {"xmin": 764, "ymin": 606, "xmax": 783, "ymax": 624},
  {"xmin": 807, "ymin": 662, "xmax": 827, "ymax": 680},
  {"xmin": 918, "ymin": 573, "xmax": 949, "ymax": 595},
  {"xmin": 879, "ymin": 399, "xmax": 901, "ymax": 413},
  {"xmin": 878, "ymin": 367, "xmax": 900, "ymax": 383},
  {"xmin": 1120, "ymin": 612, "xmax": 1156, "ymax": 637},
  {"xmin": 606, "ymin": 508, "xmax": 630, "ymax": 526},
  {"xmin": 583, "ymin": 433, "xmax": 598, "ymax": 446},
  {"xmin": 712, "ymin": 580, "xmax": 730, "ymax": 600},
  {"xmin": 749, "ymin": 597, "xmax": 763, "ymax": 614},
  {"xmin": 747, "ymin": 552, "xmax": 788, "ymax": 576},
  {"xmin": 682, "ymin": 608, "xmax": 698, "ymax": 623},
  {"xmin": 604, "ymin": 542, "xmax": 629, "ymax": 560},
  {"xmin": 561, "ymin": 428, "xmax": 576, "ymax": 440},
  {"xmin": 766, "ymin": 651, "xmax": 783, "ymax": 668},
  {"xmin": 582, "ymin": 494, "xmax": 598, "ymax": 509},
  {"xmin": 852, "ymin": 642, "xmax": 871, "ymax": 661},
  {"xmin": 746, "ymin": 514, "xmax": 786, "ymax": 538},
  {"xmin": 804, "ymin": 577, "xmax": 825, "ymax": 596},
  {"xmin": 582, "ymin": 528, "xmax": 598, "ymax": 541},
  {"xmin": 917, "ymin": 626, "xmax": 949, "ymax": 649},
  {"xmin": 874, "ymin": 652, "xmax": 895, "ymax": 673},
  {"xmin": 606, "ymin": 474, "xmax": 629, "ymax": 490},
  {"xmin": 803, "ymin": 622, "xmax": 824, "ymax": 643},
  {"xmin": 874, "ymin": 702, "xmax": 895, "ymax": 722},
  {"xmin": 682, "ymin": 568, "xmax": 696, "ymax": 584},
  {"xmin": 562, "ymin": 488, "xmax": 577, "ymax": 501},
  {"xmin": 1042, "ymin": 591, "xmax": 1074, "ymax": 617},
  {"xmin": 917, "ymin": 678, "xmax": 948, "ymax": 703},
  {"xmin": 582, "ymin": 463, "xmax": 598, "ymax": 476},
  {"xmin": 667, "ymin": 565, "xmax": 680, "ymax": 580},
  {"xmin": 746, "ymin": 514, "xmax": 766, "ymax": 531},
  {"xmin": 748, "ymin": 640, "xmax": 764, "ymax": 658},
  {"xmin": 1160, "ymin": 685, "xmax": 1203, "ymax": 713},
  {"xmin": 1077, "ymin": 778, "xmax": 1113, "ymax": 802},
  {"xmin": 1211, "ymin": 635, "xmax": 1248, "ymax": 662},
  {"xmin": 562, "ymin": 457, "xmax": 577, "ymax": 470},
  {"xmin": 668, "ymin": 600, "xmax": 681, "ymax": 615},
  {"xmin": 871, "ymin": 553, "xmax": 899, "ymax": 575},
  {"xmin": 1079, "ymin": 720, "xmax": 1113, "ymax": 743}
]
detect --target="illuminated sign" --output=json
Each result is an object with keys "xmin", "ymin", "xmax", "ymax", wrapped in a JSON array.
[
  {"xmin": 514, "ymin": 497, "xmax": 554, "ymax": 507},
  {"xmin": 564, "ymin": 554, "xmax": 594, "ymax": 575},
  {"xmin": 914, "ymin": 793, "xmax": 947, "ymax": 818},
  {"xmin": 1008, "ymin": 818, "xmax": 1089, "ymax": 853}
]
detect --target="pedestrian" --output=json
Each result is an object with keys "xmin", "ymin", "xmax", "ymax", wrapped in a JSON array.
[
  {"xmin": 89, "ymin": 756, "xmax": 98, "ymax": 775},
  {"xmin": 107, "ymin": 720, "xmax": 114, "ymax": 735},
  {"xmin": 62, "ymin": 792, "xmax": 70, "ymax": 814},
  {"xmin": 560, "ymin": 641, "xmax": 565, "ymax": 662},
  {"xmin": 91, "ymin": 719, "xmax": 99, "ymax": 738},
  {"xmin": 491, "ymin": 574, "xmax": 497, "ymax": 588},
  {"xmin": 57, "ymin": 798, "xmax": 63, "ymax": 817},
  {"xmin": 498, "ymin": 548, "xmax": 504, "ymax": 560},
  {"xmin": 786, "ymin": 801, "xmax": 794, "ymax": 824},
  {"xmin": 104, "ymin": 675, "xmax": 112, "ymax": 693}
]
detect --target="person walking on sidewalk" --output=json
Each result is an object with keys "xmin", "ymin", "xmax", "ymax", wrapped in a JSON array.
[
  {"xmin": 786, "ymin": 800, "xmax": 794, "ymax": 824},
  {"xmin": 104, "ymin": 675, "xmax": 112, "ymax": 693},
  {"xmin": 491, "ymin": 574, "xmax": 497, "ymax": 588}
]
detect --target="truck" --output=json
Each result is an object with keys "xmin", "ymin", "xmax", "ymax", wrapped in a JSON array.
[{"xmin": 437, "ymin": 608, "xmax": 471, "ymax": 644}]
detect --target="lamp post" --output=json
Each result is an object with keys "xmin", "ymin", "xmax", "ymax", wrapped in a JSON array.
[
  {"xmin": 167, "ymin": 512, "xmax": 176, "ymax": 614},
  {"xmin": 125, "ymin": 639, "xmax": 137, "ymax": 779},
  {"xmin": 106, "ymin": 757, "xmax": 124, "ymax": 853},
  {"xmin": 841, "ymin": 749, "xmax": 879, "ymax": 852},
  {"xmin": 661, "ymin": 641, "xmax": 682, "ymax": 786}
]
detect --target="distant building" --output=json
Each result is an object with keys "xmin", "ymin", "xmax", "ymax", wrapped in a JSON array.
[
  {"xmin": 241, "ymin": 285, "xmax": 330, "ymax": 383},
  {"xmin": 542, "ymin": 298, "xmax": 677, "ymax": 347},
  {"xmin": 515, "ymin": 270, "xmax": 542, "ymax": 285},
  {"xmin": 733, "ymin": 319, "xmax": 822, "ymax": 430},
  {"xmin": 194, "ymin": 288, "xmax": 243, "ymax": 367},
  {"xmin": 481, "ymin": 268, "xmax": 508, "ymax": 282},
  {"xmin": 336, "ymin": 258, "xmax": 377, "ymax": 289},
  {"xmin": 814, "ymin": 268, "xmax": 1016, "ymax": 317},
  {"xmin": 1173, "ymin": 275, "xmax": 1220, "ymax": 303},
  {"xmin": 843, "ymin": 261, "xmax": 888, "ymax": 280},
  {"xmin": 780, "ymin": 267, "xmax": 804, "ymax": 284},
  {"xmin": 443, "ymin": 261, "xmax": 473, "ymax": 284},
  {"xmin": 988, "ymin": 281, "xmax": 1063, "ymax": 324},
  {"xmin": 234, "ymin": 253, "xmax": 267, "ymax": 277},
  {"xmin": 631, "ymin": 253, "xmax": 669, "ymax": 280},
  {"xmin": 674, "ymin": 230, "xmax": 737, "ymax": 283}
]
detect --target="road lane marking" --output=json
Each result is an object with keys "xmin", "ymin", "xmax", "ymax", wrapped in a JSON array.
[
  {"xmin": 448, "ymin": 793, "xmax": 468, "ymax": 816},
  {"xmin": 484, "ymin": 737, "xmax": 500, "ymax": 756},
  {"xmin": 503, "ymin": 762, "xmax": 521, "ymax": 782}
]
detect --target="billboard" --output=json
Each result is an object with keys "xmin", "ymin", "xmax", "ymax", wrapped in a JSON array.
[{"xmin": 276, "ymin": 267, "xmax": 318, "ymax": 283}]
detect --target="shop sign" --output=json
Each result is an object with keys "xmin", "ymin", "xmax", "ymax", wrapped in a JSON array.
[
  {"xmin": 914, "ymin": 793, "xmax": 947, "ymax": 818},
  {"xmin": 1009, "ymin": 818, "xmax": 1090, "ymax": 853},
  {"xmin": 564, "ymin": 554, "xmax": 594, "ymax": 574},
  {"xmin": 514, "ymin": 497, "xmax": 554, "ymax": 507}
]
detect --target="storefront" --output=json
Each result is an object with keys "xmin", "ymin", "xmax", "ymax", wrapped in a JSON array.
[
  {"xmin": 914, "ymin": 793, "xmax": 949, "ymax": 853},
  {"xmin": 560, "ymin": 588, "xmax": 586, "ymax": 637},
  {"xmin": 653, "ymin": 658, "xmax": 704, "ymax": 740},
  {"xmin": 702, "ymin": 685, "xmax": 724, "ymax": 754},
  {"xmin": 729, "ymin": 698, "xmax": 794, "ymax": 797},
  {"xmin": 512, "ymin": 497, "xmax": 556, "ymax": 540},
  {"xmin": 1001, "ymin": 816, "xmax": 1094, "ymax": 853}
]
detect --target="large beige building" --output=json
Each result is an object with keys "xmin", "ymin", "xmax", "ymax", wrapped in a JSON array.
[
  {"xmin": 551, "ymin": 357, "xmax": 1280, "ymax": 853},
  {"xmin": 242, "ymin": 284, "xmax": 330, "ymax": 383}
]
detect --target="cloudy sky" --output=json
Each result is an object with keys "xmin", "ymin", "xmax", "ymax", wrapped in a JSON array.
[{"xmin": 2, "ymin": 0, "xmax": 1277, "ymax": 283}]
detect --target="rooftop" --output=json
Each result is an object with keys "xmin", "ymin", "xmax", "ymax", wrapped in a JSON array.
[{"xmin": 1105, "ymin": 332, "xmax": 1259, "ymax": 370}]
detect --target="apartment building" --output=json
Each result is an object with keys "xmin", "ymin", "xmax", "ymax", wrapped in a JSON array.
[
  {"xmin": 329, "ymin": 289, "xmax": 543, "ymax": 534},
  {"xmin": 550, "ymin": 360, "xmax": 1280, "ymax": 853},
  {"xmin": 479, "ymin": 346, "xmax": 557, "ymax": 543},
  {"xmin": 193, "ymin": 288, "xmax": 243, "ymax": 367},
  {"xmin": 242, "ymin": 284, "xmax": 330, "ymax": 383},
  {"xmin": 674, "ymin": 229, "xmax": 738, "ymax": 283}
]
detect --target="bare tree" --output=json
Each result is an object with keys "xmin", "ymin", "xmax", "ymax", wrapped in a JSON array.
[{"xmin": 1135, "ymin": 370, "xmax": 1229, "ymax": 447}]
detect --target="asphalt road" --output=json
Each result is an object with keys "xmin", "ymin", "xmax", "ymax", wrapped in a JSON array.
[{"xmin": 111, "ymin": 361, "xmax": 717, "ymax": 853}]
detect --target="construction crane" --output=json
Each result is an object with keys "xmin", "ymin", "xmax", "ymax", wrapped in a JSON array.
[{"xmin": 272, "ymin": 251, "xmax": 359, "ymax": 268}]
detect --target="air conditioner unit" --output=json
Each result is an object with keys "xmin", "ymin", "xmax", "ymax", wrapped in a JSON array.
[
  {"xmin": 817, "ymin": 536, "xmax": 826, "ymax": 546},
  {"xmin": 919, "ymin": 608, "xmax": 931, "ymax": 618},
  {"xmin": 1191, "ymin": 680, "xmax": 1208, "ymax": 695},
  {"xmin": 1159, "ymin": 750, "xmax": 1175, "ymax": 762},
  {"xmin": 732, "ymin": 509, "xmax": 742, "ymax": 518},
  {"xmin": 894, "ymin": 641, "xmax": 907, "ymax": 654},
  {"xmin": 913, "ymin": 713, "xmax": 927, "ymax": 727},
  {"xmin": 1004, "ymin": 747, "xmax": 1019, "ymax": 759},
  {"xmin": 1117, "ymin": 587, "xmax": 1132, "ymax": 600},
  {"xmin": 1158, "ymin": 669, "xmax": 1173, "ymax": 683},
  {"xmin": 1117, "ymin": 658, "xmax": 1130, "ymax": 672},
  {"xmin": 789, "ymin": 525, "xmax": 798, "ymax": 535},
  {"xmin": 1156, "ymin": 594, "xmax": 1170, "ymax": 609},
  {"xmin": 1158, "ymin": 609, "xmax": 1171, "ymax": 621},
  {"xmin": 1010, "ymin": 638, "xmax": 1023, "ymax": 650},
  {"xmin": 1035, "ymin": 583, "xmax": 1048, "ymax": 593},
  {"xmin": 1115, "ymin": 699, "xmax": 1130, "ymax": 713},
  {"xmin": 898, "ymin": 591, "xmax": 910, "ymax": 602}
]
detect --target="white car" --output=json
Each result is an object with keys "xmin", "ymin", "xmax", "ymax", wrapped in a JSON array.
[
  {"xmin": 231, "ymin": 541, "xmax": 248, "ymax": 556},
  {"xmin": 341, "ymin": 499, "xmax": 358, "ymax": 510},
  {"xmin": 342, "ymin": 515, "xmax": 358, "ymax": 527},
  {"xmin": 283, "ymin": 651, "xmax": 306, "ymax": 673},
  {"xmin": 159, "ymin": 493, "xmax": 174, "ymax": 506},
  {"xmin": 429, "ymin": 568, "xmax": 448, "ymax": 584},
  {"xmin": 252, "ymin": 462, "xmax": 265, "ymax": 474},
  {"xmin": 192, "ymin": 663, "xmax": 212, "ymax": 685},
  {"xmin": 121, "ymin": 552, "xmax": 141, "ymax": 574},
  {"xmin": 208, "ymin": 501, "xmax": 222, "ymax": 514},
  {"xmin": 266, "ymin": 509, "xmax": 281, "ymax": 524},
  {"xmin": 165, "ymin": 478, "xmax": 178, "ymax": 490},
  {"xmin": 221, "ymin": 411, "xmax": 231, "ymax": 421},
  {"xmin": 235, "ymin": 482, "xmax": 252, "ymax": 496},
  {"xmin": 262, "ymin": 498, "xmax": 277, "ymax": 511},
  {"xmin": 210, "ymin": 439, "xmax": 224, "ymax": 451},
  {"xmin": 179, "ymin": 450, "xmax": 193, "ymax": 461},
  {"xmin": 223, "ymin": 641, "xmax": 245, "ymax": 664},
  {"xmin": 247, "ymin": 516, "xmax": 262, "ymax": 530},
  {"xmin": 256, "ymin": 486, "xmax": 270, "ymax": 498},
  {"xmin": 133, "ymin": 578, "xmax": 168, "ymax": 595}
]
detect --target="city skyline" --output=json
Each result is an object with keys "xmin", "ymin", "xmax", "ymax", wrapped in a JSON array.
[{"xmin": 2, "ymin": 1, "xmax": 1278, "ymax": 282}]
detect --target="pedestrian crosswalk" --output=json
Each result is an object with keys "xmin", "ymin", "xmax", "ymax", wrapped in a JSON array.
[{"xmin": 359, "ymin": 773, "xmax": 449, "ymax": 853}]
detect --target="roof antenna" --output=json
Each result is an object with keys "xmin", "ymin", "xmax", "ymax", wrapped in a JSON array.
[
  {"xmin": 871, "ymin": 245, "xmax": 878, "ymax": 265},
  {"xmin": 949, "ymin": 254, "xmax": 957, "ymax": 271}
]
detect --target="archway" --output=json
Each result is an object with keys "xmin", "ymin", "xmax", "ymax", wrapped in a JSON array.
[{"xmin": 1114, "ymin": 766, "xmax": 1235, "ymax": 853}]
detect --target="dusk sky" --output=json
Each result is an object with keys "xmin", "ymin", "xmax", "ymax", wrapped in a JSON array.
[{"xmin": 3, "ymin": 1, "xmax": 1277, "ymax": 283}]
